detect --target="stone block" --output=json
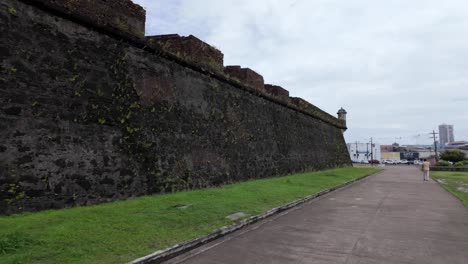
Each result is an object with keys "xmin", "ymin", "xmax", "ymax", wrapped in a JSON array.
[{"xmin": 226, "ymin": 212, "xmax": 249, "ymax": 221}]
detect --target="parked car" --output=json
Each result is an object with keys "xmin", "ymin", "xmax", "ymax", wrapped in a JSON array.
[
  {"xmin": 412, "ymin": 160, "xmax": 422, "ymax": 165},
  {"xmin": 400, "ymin": 159, "xmax": 409, "ymax": 164},
  {"xmin": 383, "ymin": 159, "xmax": 396, "ymax": 165},
  {"xmin": 352, "ymin": 160, "xmax": 369, "ymax": 164},
  {"xmin": 368, "ymin": 160, "xmax": 380, "ymax": 164}
]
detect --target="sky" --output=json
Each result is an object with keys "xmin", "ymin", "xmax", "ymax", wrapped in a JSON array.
[{"xmin": 132, "ymin": 0, "xmax": 468, "ymax": 145}]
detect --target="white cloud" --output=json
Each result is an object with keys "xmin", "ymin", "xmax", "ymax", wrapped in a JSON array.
[{"xmin": 133, "ymin": 0, "xmax": 468, "ymax": 144}]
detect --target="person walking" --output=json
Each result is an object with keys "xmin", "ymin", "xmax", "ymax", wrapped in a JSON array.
[{"xmin": 421, "ymin": 159, "xmax": 431, "ymax": 181}]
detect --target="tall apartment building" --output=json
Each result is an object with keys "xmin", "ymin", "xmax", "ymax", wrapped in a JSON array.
[{"xmin": 439, "ymin": 124, "xmax": 455, "ymax": 145}]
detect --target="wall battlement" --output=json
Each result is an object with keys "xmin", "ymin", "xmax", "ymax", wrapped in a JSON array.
[
  {"xmin": 224, "ymin": 66, "xmax": 265, "ymax": 92},
  {"xmin": 264, "ymin": 84, "xmax": 289, "ymax": 100},
  {"xmin": 28, "ymin": 0, "xmax": 146, "ymax": 38},
  {"xmin": 147, "ymin": 34, "xmax": 224, "ymax": 72}
]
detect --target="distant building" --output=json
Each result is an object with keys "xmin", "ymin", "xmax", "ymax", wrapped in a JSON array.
[
  {"xmin": 443, "ymin": 141, "xmax": 468, "ymax": 156},
  {"xmin": 400, "ymin": 145, "xmax": 433, "ymax": 152},
  {"xmin": 380, "ymin": 144, "xmax": 433, "ymax": 161},
  {"xmin": 418, "ymin": 151, "xmax": 435, "ymax": 159},
  {"xmin": 381, "ymin": 152, "xmax": 400, "ymax": 160},
  {"xmin": 347, "ymin": 143, "xmax": 381, "ymax": 163},
  {"xmin": 444, "ymin": 141, "xmax": 468, "ymax": 150},
  {"xmin": 439, "ymin": 124, "xmax": 455, "ymax": 145},
  {"xmin": 380, "ymin": 145, "xmax": 394, "ymax": 152}
]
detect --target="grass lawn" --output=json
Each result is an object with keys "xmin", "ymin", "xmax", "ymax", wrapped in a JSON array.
[
  {"xmin": 432, "ymin": 171, "xmax": 468, "ymax": 206},
  {"xmin": 0, "ymin": 167, "xmax": 379, "ymax": 264}
]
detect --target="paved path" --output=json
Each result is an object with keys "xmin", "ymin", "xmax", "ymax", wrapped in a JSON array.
[{"xmin": 167, "ymin": 166, "xmax": 468, "ymax": 264}]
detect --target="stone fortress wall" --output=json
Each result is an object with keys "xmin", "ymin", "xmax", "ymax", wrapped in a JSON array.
[{"xmin": 0, "ymin": 0, "xmax": 351, "ymax": 215}]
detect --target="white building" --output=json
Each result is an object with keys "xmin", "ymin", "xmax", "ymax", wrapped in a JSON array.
[
  {"xmin": 347, "ymin": 142, "xmax": 381, "ymax": 163},
  {"xmin": 439, "ymin": 124, "xmax": 455, "ymax": 145}
]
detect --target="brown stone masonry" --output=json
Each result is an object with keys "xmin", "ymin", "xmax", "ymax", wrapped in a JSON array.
[
  {"xmin": 29, "ymin": 0, "xmax": 146, "ymax": 38},
  {"xmin": 289, "ymin": 97, "xmax": 341, "ymax": 126},
  {"xmin": 0, "ymin": 0, "xmax": 350, "ymax": 214},
  {"xmin": 147, "ymin": 34, "xmax": 224, "ymax": 72},
  {"xmin": 20, "ymin": 0, "xmax": 345, "ymax": 130},
  {"xmin": 264, "ymin": 84, "xmax": 289, "ymax": 101},
  {"xmin": 224, "ymin": 66, "xmax": 265, "ymax": 92}
]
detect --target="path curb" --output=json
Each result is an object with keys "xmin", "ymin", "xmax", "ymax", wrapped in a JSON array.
[{"xmin": 129, "ymin": 169, "xmax": 382, "ymax": 264}]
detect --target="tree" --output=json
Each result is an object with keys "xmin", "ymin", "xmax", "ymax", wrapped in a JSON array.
[{"xmin": 440, "ymin": 150, "xmax": 466, "ymax": 163}]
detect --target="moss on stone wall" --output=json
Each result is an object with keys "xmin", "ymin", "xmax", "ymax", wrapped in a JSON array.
[{"xmin": 0, "ymin": 0, "xmax": 351, "ymax": 215}]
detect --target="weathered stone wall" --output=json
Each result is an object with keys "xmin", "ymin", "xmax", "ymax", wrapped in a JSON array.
[
  {"xmin": 147, "ymin": 34, "xmax": 224, "ymax": 72},
  {"xmin": 0, "ymin": 0, "xmax": 351, "ymax": 215},
  {"xmin": 28, "ymin": 0, "xmax": 146, "ymax": 38},
  {"xmin": 224, "ymin": 66, "xmax": 265, "ymax": 92},
  {"xmin": 265, "ymin": 84, "xmax": 289, "ymax": 101}
]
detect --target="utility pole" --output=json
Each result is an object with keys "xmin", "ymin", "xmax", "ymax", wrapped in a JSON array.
[
  {"xmin": 355, "ymin": 141, "xmax": 359, "ymax": 161},
  {"xmin": 430, "ymin": 130, "xmax": 439, "ymax": 161},
  {"xmin": 366, "ymin": 143, "xmax": 369, "ymax": 160},
  {"xmin": 370, "ymin": 137, "xmax": 374, "ymax": 165}
]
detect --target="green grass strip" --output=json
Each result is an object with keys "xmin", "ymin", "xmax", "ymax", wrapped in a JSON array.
[
  {"xmin": 432, "ymin": 171, "xmax": 468, "ymax": 206},
  {"xmin": 0, "ymin": 167, "xmax": 379, "ymax": 264}
]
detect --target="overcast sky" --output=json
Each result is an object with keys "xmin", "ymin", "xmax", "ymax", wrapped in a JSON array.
[{"xmin": 132, "ymin": 0, "xmax": 468, "ymax": 145}]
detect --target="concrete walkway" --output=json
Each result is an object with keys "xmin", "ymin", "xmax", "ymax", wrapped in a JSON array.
[{"xmin": 166, "ymin": 166, "xmax": 468, "ymax": 264}]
